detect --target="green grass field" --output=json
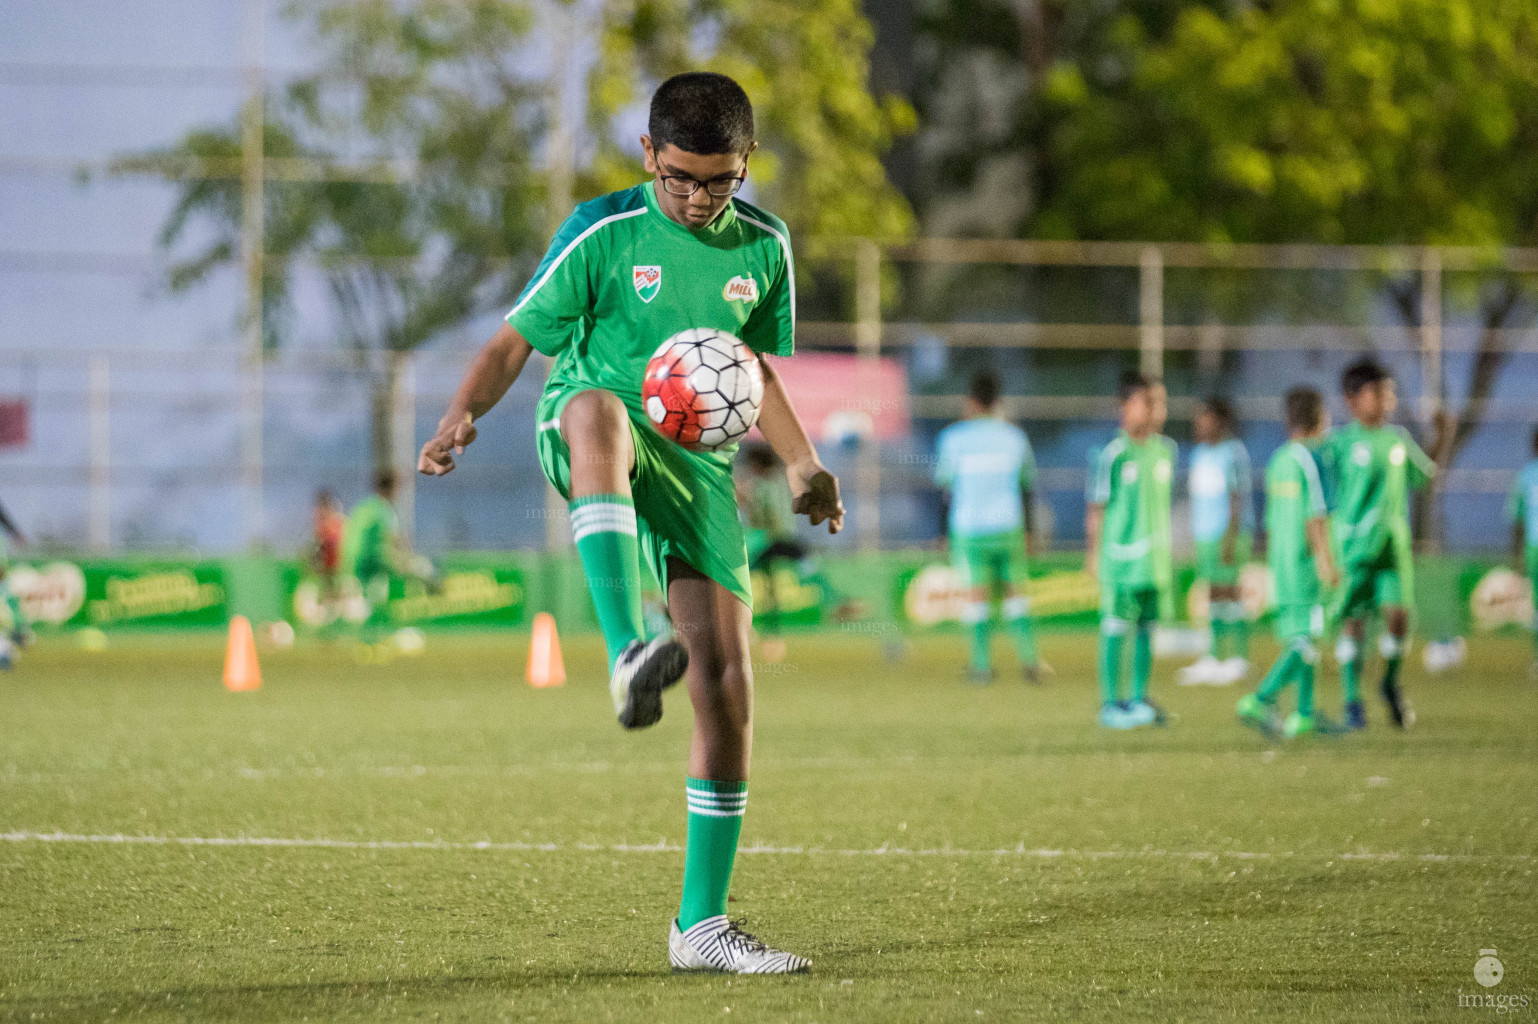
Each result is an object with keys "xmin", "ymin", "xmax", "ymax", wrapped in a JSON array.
[{"xmin": 2, "ymin": 630, "xmax": 1534, "ymax": 1022}]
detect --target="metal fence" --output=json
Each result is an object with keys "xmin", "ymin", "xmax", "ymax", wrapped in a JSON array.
[{"xmin": 1, "ymin": 237, "xmax": 1535, "ymax": 556}]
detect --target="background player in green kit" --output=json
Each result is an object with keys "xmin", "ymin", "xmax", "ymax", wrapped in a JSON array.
[
  {"xmin": 1505, "ymin": 427, "xmax": 1538, "ymax": 677},
  {"xmin": 1179, "ymin": 396, "xmax": 1254, "ymax": 687},
  {"xmin": 1237, "ymin": 388, "xmax": 1340, "ymax": 738},
  {"xmin": 1087, "ymin": 373, "xmax": 1175, "ymax": 729},
  {"xmin": 419, "ymin": 73, "xmax": 841, "ymax": 974},
  {"xmin": 934, "ymin": 371, "xmax": 1043, "ymax": 684},
  {"xmin": 1316, "ymin": 359, "xmax": 1442, "ymax": 731}
]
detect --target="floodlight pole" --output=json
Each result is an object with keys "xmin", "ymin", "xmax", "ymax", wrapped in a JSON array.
[
  {"xmin": 1420, "ymin": 247, "xmax": 1444, "ymax": 552},
  {"xmin": 1138, "ymin": 246, "xmax": 1164, "ymax": 380},
  {"xmin": 240, "ymin": 0, "xmax": 266, "ymax": 549},
  {"xmin": 392, "ymin": 352, "xmax": 417, "ymax": 543},
  {"xmin": 542, "ymin": 0, "xmax": 576, "ymax": 553},
  {"xmin": 855, "ymin": 238, "xmax": 883, "ymax": 553},
  {"xmin": 87, "ymin": 355, "xmax": 110, "ymax": 554}
]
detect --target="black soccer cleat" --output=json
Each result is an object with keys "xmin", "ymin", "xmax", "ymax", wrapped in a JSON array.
[{"xmin": 610, "ymin": 636, "xmax": 689, "ymax": 730}]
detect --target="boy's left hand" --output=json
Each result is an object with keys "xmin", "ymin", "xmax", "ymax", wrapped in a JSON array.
[{"xmin": 788, "ymin": 459, "xmax": 845, "ymax": 534}]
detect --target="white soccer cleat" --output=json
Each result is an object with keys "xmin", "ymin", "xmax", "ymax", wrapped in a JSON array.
[
  {"xmin": 610, "ymin": 635, "xmax": 689, "ymax": 730},
  {"xmin": 1218, "ymin": 657, "xmax": 1250, "ymax": 685},
  {"xmin": 669, "ymin": 916, "xmax": 811, "ymax": 974},
  {"xmin": 1178, "ymin": 655, "xmax": 1222, "ymax": 686}
]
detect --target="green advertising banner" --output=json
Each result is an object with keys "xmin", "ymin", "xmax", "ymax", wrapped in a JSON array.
[
  {"xmin": 1, "ymin": 552, "xmax": 1524, "ymax": 638},
  {"xmin": 290, "ymin": 561, "xmax": 527, "ymax": 630}
]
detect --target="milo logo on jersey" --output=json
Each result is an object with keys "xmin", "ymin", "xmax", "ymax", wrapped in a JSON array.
[
  {"xmin": 723, "ymin": 275, "xmax": 759, "ymax": 303},
  {"xmin": 633, "ymin": 265, "xmax": 661, "ymax": 303}
]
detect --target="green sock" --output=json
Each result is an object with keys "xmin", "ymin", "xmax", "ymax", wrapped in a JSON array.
[
  {"xmin": 678, "ymin": 778, "xmax": 747, "ymax": 930},
  {"xmin": 965, "ymin": 602, "xmax": 992, "ymax": 672},
  {"xmin": 1381, "ymin": 655, "xmax": 1402, "ymax": 694},
  {"xmin": 1231, "ymin": 614, "xmax": 1250, "ymax": 661},
  {"xmin": 1, "ymin": 585, "xmax": 21, "ymax": 632},
  {"xmin": 1003, "ymin": 596, "xmax": 1037, "ymax": 667},
  {"xmin": 1297, "ymin": 662, "xmax": 1316, "ymax": 717},
  {"xmin": 1099, "ymin": 621, "xmax": 1126, "ymax": 705},
  {"xmin": 569, "ymin": 494, "xmax": 645, "ymax": 671},
  {"xmin": 1131, "ymin": 624, "xmax": 1153, "ymax": 702},
  {"xmin": 1339, "ymin": 635, "xmax": 1361, "ymax": 704},
  {"xmin": 1209, "ymin": 617, "xmax": 1226, "ymax": 659},
  {"xmin": 1255, "ymin": 647, "xmax": 1302, "ymax": 703}
]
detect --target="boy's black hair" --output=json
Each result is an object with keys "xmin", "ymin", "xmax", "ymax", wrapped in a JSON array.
[
  {"xmin": 649, "ymin": 72, "xmax": 755, "ymax": 155},
  {"xmin": 1341, "ymin": 358, "xmax": 1391, "ymax": 396},
  {"xmin": 969, "ymin": 370, "xmax": 1001, "ymax": 409},
  {"xmin": 743, "ymin": 443, "xmax": 777, "ymax": 472},
  {"xmin": 315, "ymin": 488, "xmax": 337, "ymax": 506},
  {"xmin": 1284, "ymin": 387, "xmax": 1325, "ymax": 433},
  {"xmin": 1203, "ymin": 395, "xmax": 1237, "ymax": 432},
  {"xmin": 375, "ymin": 469, "xmax": 398, "ymax": 495},
  {"xmin": 1117, "ymin": 370, "xmax": 1154, "ymax": 403}
]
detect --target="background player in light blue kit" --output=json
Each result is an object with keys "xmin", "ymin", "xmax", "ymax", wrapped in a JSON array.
[
  {"xmin": 1180, "ymin": 396, "xmax": 1255, "ymax": 687},
  {"xmin": 935, "ymin": 371, "xmax": 1044, "ymax": 683}
]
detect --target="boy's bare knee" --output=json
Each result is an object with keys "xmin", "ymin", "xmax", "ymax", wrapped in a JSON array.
[{"xmin": 562, "ymin": 389, "xmax": 629, "ymax": 441}]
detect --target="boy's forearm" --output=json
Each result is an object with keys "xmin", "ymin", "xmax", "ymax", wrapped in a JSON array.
[
  {"xmin": 1306, "ymin": 517, "xmax": 1334, "ymax": 572},
  {"xmin": 1085, "ymin": 505, "xmax": 1104, "ymax": 564},
  {"xmin": 755, "ymin": 355, "xmax": 821, "ymax": 471},
  {"xmin": 441, "ymin": 322, "xmax": 534, "ymax": 427}
]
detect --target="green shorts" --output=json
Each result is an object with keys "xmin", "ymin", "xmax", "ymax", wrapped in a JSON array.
[
  {"xmin": 1101, "ymin": 583, "xmax": 1161, "ymax": 624},
  {"xmin": 951, "ymin": 530, "xmax": 1028, "ymax": 591},
  {"xmin": 1195, "ymin": 534, "xmax": 1251, "ymax": 587},
  {"xmin": 1274, "ymin": 603, "xmax": 1324, "ymax": 642},
  {"xmin": 536, "ymin": 386, "xmax": 752, "ymax": 609},
  {"xmin": 1330, "ymin": 544, "xmax": 1409, "ymax": 623}
]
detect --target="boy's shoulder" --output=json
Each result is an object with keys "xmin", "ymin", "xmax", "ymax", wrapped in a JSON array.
[
  {"xmin": 567, "ymin": 185, "xmax": 648, "ymax": 228},
  {"xmin": 729, "ymin": 197, "xmax": 790, "ymax": 241}
]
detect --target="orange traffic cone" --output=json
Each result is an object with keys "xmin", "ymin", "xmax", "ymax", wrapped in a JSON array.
[
  {"xmin": 223, "ymin": 615, "xmax": 262, "ymax": 692},
  {"xmin": 526, "ymin": 612, "xmax": 566, "ymax": 688}
]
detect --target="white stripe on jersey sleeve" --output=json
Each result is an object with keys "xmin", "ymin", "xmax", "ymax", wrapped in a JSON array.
[{"xmin": 507, "ymin": 207, "xmax": 648, "ymax": 318}]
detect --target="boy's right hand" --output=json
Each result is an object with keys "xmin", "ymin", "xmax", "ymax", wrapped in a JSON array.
[{"xmin": 418, "ymin": 412, "xmax": 477, "ymax": 477}]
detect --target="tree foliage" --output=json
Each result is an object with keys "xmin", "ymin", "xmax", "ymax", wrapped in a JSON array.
[
  {"xmin": 1034, "ymin": 0, "xmax": 1538, "ymax": 247},
  {"xmin": 587, "ymin": 0, "xmax": 916, "ymax": 243}
]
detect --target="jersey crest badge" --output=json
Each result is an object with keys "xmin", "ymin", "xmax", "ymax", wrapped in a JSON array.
[
  {"xmin": 633, "ymin": 265, "xmax": 661, "ymax": 303},
  {"xmin": 723, "ymin": 275, "xmax": 759, "ymax": 303}
]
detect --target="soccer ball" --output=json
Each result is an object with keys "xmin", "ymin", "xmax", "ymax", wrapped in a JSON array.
[{"xmin": 642, "ymin": 328, "xmax": 764, "ymax": 451}]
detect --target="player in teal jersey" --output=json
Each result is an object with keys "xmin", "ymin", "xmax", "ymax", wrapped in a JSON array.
[
  {"xmin": 420, "ymin": 74, "xmax": 837, "ymax": 974},
  {"xmin": 1236, "ymin": 388, "xmax": 1341, "ymax": 738},
  {"xmin": 1087, "ymin": 373, "xmax": 1176, "ymax": 729},
  {"xmin": 1179, "ymin": 397, "xmax": 1255, "ymax": 687},
  {"xmin": 1505, "ymin": 427, "xmax": 1538, "ymax": 678},
  {"xmin": 0, "ymin": 497, "xmax": 31, "ymax": 669},
  {"xmin": 934, "ymin": 371, "xmax": 1043, "ymax": 684},
  {"xmin": 1315, "ymin": 359, "xmax": 1443, "ymax": 731}
]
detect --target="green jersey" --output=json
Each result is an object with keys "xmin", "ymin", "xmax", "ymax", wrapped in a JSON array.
[
  {"xmin": 342, "ymin": 495, "xmax": 398, "ymax": 576},
  {"xmin": 742, "ymin": 474, "xmax": 795, "ymax": 542},
  {"xmin": 1265, "ymin": 440, "xmax": 1328, "ymax": 606},
  {"xmin": 1089, "ymin": 431, "xmax": 1176, "ymax": 590},
  {"xmin": 1316, "ymin": 421, "xmax": 1434, "ymax": 567},
  {"xmin": 507, "ymin": 182, "xmax": 794, "ymax": 433}
]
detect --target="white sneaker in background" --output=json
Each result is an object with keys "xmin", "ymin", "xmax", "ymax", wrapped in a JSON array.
[{"xmin": 1178, "ymin": 655, "xmax": 1222, "ymax": 686}]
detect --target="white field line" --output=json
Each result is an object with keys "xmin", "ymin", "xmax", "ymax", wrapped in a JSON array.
[{"xmin": 0, "ymin": 831, "xmax": 1530, "ymax": 864}]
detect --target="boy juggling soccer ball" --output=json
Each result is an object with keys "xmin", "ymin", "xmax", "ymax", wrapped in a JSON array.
[
  {"xmin": 1236, "ymin": 388, "xmax": 1340, "ymax": 738},
  {"xmin": 1179, "ymin": 396, "xmax": 1254, "ymax": 687},
  {"xmin": 1086, "ymin": 373, "xmax": 1175, "ymax": 729},
  {"xmin": 1505, "ymin": 427, "xmax": 1538, "ymax": 679},
  {"xmin": 934, "ymin": 370, "xmax": 1044, "ymax": 684},
  {"xmin": 419, "ymin": 73, "xmax": 841, "ymax": 974},
  {"xmin": 1315, "ymin": 359, "xmax": 1441, "ymax": 731}
]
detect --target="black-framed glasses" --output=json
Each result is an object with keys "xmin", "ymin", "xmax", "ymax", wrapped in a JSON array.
[{"xmin": 660, "ymin": 173, "xmax": 745, "ymax": 197}]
